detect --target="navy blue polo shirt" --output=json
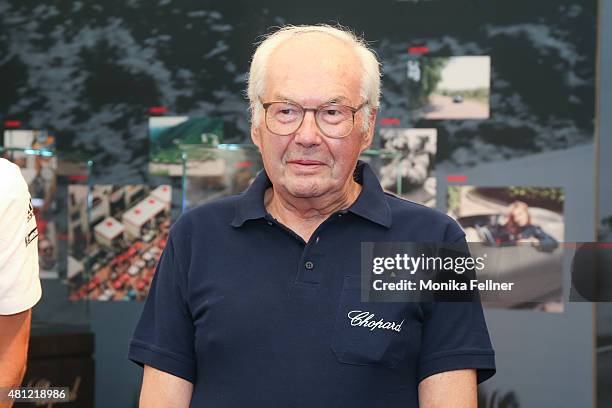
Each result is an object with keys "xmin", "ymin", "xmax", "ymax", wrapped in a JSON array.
[{"xmin": 129, "ymin": 161, "xmax": 495, "ymax": 407}]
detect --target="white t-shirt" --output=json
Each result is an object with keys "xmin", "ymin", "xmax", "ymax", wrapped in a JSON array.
[{"xmin": 0, "ymin": 158, "xmax": 42, "ymax": 314}]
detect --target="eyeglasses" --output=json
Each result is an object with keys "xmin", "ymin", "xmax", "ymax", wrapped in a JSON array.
[{"xmin": 260, "ymin": 99, "xmax": 367, "ymax": 139}]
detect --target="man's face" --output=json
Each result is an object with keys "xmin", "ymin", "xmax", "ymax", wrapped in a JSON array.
[{"xmin": 251, "ymin": 34, "xmax": 376, "ymax": 199}]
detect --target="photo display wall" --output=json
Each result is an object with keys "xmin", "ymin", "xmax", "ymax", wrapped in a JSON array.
[
  {"xmin": 0, "ymin": 0, "xmax": 595, "ymax": 167},
  {"xmin": 0, "ymin": 1, "xmax": 600, "ymax": 405},
  {"xmin": 0, "ymin": 0, "xmax": 596, "ymax": 290}
]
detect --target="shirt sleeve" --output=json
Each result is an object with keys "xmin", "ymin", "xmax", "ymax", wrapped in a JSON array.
[
  {"xmin": 128, "ymin": 234, "xmax": 196, "ymax": 383},
  {"xmin": 0, "ymin": 160, "xmax": 42, "ymax": 315},
  {"xmin": 417, "ymin": 222, "xmax": 496, "ymax": 384},
  {"xmin": 417, "ymin": 299, "xmax": 496, "ymax": 384}
]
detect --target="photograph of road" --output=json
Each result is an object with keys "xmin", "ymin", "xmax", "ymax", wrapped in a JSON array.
[
  {"xmin": 406, "ymin": 56, "xmax": 491, "ymax": 120},
  {"xmin": 377, "ymin": 128, "xmax": 437, "ymax": 207},
  {"xmin": 447, "ymin": 186, "xmax": 564, "ymax": 312},
  {"xmin": 2, "ymin": 129, "xmax": 59, "ymax": 278},
  {"xmin": 149, "ymin": 116, "xmax": 224, "ymax": 176},
  {"xmin": 184, "ymin": 145, "xmax": 262, "ymax": 211},
  {"xmin": 67, "ymin": 184, "xmax": 171, "ymax": 301}
]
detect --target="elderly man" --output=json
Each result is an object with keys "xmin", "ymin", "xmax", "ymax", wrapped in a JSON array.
[{"xmin": 129, "ymin": 25, "xmax": 495, "ymax": 407}]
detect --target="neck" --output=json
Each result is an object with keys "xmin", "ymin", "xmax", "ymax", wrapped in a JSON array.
[{"xmin": 264, "ymin": 180, "xmax": 362, "ymax": 241}]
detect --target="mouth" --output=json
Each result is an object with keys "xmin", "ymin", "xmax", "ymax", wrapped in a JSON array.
[{"xmin": 287, "ymin": 159, "xmax": 326, "ymax": 166}]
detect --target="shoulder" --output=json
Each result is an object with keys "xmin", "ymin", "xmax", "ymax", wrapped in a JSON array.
[
  {"xmin": 0, "ymin": 159, "xmax": 28, "ymax": 196},
  {"xmin": 168, "ymin": 194, "xmax": 242, "ymax": 242},
  {"xmin": 384, "ymin": 193, "xmax": 465, "ymax": 242},
  {"xmin": 0, "ymin": 159, "xmax": 29, "ymax": 213}
]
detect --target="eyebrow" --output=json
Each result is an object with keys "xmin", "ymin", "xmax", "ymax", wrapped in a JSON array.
[{"xmin": 272, "ymin": 94, "xmax": 351, "ymax": 105}]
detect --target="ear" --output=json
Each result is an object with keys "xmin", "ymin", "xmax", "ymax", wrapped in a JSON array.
[
  {"xmin": 251, "ymin": 120, "xmax": 262, "ymax": 150},
  {"xmin": 360, "ymin": 107, "xmax": 378, "ymax": 153}
]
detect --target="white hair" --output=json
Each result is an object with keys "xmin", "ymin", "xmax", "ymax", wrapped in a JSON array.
[{"xmin": 247, "ymin": 24, "xmax": 381, "ymax": 133}]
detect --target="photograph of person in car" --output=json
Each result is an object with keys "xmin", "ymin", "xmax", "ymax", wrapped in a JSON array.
[{"xmin": 447, "ymin": 186, "xmax": 564, "ymax": 312}]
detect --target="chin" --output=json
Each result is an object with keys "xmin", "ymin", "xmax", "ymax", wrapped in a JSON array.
[{"xmin": 285, "ymin": 181, "xmax": 327, "ymax": 198}]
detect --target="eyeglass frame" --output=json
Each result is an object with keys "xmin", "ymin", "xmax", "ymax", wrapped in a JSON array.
[{"xmin": 259, "ymin": 98, "xmax": 368, "ymax": 139}]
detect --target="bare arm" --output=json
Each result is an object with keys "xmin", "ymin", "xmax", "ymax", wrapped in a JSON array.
[
  {"xmin": 0, "ymin": 309, "xmax": 32, "ymax": 408},
  {"xmin": 139, "ymin": 365, "xmax": 193, "ymax": 408},
  {"xmin": 418, "ymin": 369, "xmax": 477, "ymax": 408}
]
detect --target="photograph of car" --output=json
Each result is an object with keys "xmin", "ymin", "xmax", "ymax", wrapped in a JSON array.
[
  {"xmin": 406, "ymin": 56, "xmax": 491, "ymax": 120},
  {"xmin": 447, "ymin": 186, "xmax": 565, "ymax": 312},
  {"xmin": 67, "ymin": 184, "xmax": 172, "ymax": 301}
]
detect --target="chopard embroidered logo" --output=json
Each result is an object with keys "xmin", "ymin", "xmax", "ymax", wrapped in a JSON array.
[{"xmin": 347, "ymin": 311, "xmax": 404, "ymax": 332}]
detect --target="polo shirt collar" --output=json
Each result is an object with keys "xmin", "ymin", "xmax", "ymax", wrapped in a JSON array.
[
  {"xmin": 230, "ymin": 160, "xmax": 392, "ymax": 228},
  {"xmin": 348, "ymin": 161, "xmax": 392, "ymax": 228},
  {"xmin": 230, "ymin": 167, "xmax": 271, "ymax": 227}
]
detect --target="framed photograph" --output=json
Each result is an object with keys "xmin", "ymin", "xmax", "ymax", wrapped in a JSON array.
[
  {"xmin": 67, "ymin": 185, "xmax": 171, "ymax": 301},
  {"xmin": 447, "ymin": 185, "xmax": 564, "ymax": 312},
  {"xmin": 406, "ymin": 56, "xmax": 491, "ymax": 120}
]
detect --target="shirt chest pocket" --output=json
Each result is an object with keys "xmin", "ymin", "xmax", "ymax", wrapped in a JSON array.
[{"xmin": 331, "ymin": 275, "xmax": 417, "ymax": 368}]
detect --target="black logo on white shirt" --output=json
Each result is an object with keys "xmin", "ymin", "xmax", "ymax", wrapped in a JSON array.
[{"xmin": 25, "ymin": 199, "xmax": 38, "ymax": 247}]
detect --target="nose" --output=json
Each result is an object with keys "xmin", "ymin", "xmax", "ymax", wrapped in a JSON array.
[{"xmin": 293, "ymin": 110, "xmax": 323, "ymax": 148}]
